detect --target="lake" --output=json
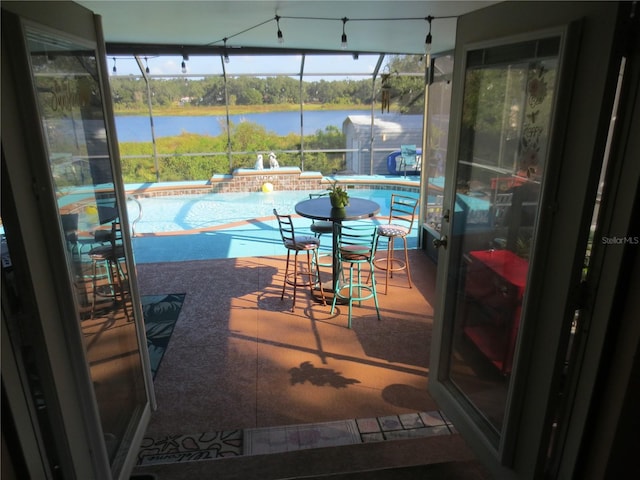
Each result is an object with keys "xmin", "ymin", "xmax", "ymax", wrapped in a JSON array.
[{"xmin": 114, "ymin": 109, "xmax": 369, "ymax": 142}]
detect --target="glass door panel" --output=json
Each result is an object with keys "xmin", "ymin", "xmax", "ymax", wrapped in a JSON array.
[
  {"xmin": 427, "ymin": 2, "xmax": 625, "ymax": 478},
  {"xmin": 422, "ymin": 54, "xmax": 453, "ymax": 262},
  {"xmin": 25, "ymin": 25, "xmax": 148, "ymax": 475},
  {"xmin": 444, "ymin": 39, "xmax": 559, "ymax": 442}
]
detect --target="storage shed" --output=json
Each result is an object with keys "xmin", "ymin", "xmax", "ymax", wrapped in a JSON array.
[{"xmin": 342, "ymin": 114, "xmax": 424, "ymax": 175}]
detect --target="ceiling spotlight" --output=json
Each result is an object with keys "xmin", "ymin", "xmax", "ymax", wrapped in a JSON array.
[
  {"xmin": 144, "ymin": 56, "xmax": 150, "ymax": 74},
  {"xmin": 341, "ymin": 17, "xmax": 348, "ymax": 50},
  {"xmin": 275, "ymin": 15, "xmax": 284, "ymax": 44},
  {"xmin": 112, "ymin": 57, "xmax": 117, "ymax": 74},
  {"xmin": 352, "ymin": 53, "xmax": 359, "ymax": 60}
]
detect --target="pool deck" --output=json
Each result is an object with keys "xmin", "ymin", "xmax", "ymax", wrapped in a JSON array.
[{"xmin": 126, "ymin": 170, "xmax": 425, "ymax": 198}]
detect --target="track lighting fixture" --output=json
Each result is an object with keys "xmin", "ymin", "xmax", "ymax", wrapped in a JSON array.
[
  {"xmin": 341, "ymin": 17, "xmax": 348, "ymax": 49},
  {"xmin": 275, "ymin": 15, "xmax": 284, "ymax": 44}
]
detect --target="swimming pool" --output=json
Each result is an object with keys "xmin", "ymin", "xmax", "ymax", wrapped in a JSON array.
[
  {"xmin": 128, "ymin": 189, "xmax": 421, "ymax": 234},
  {"xmin": 127, "ymin": 189, "xmax": 422, "ymax": 263}
]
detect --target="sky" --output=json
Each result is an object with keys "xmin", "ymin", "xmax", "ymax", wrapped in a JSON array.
[{"xmin": 108, "ymin": 53, "xmax": 386, "ymax": 80}]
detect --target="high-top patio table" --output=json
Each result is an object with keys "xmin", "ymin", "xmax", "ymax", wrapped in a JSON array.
[{"xmin": 295, "ymin": 196, "xmax": 380, "ymax": 296}]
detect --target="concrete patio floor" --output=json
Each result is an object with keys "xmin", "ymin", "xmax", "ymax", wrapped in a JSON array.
[{"xmin": 128, "ymin": 249, "xmax": 490, "ymax": 479}]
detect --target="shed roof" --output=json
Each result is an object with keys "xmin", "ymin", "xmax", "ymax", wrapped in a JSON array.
[{"xmin": 343, "ymin": 114, "xmax": 424, "ymax": 132}]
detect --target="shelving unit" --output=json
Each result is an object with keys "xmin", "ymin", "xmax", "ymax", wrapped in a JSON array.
[{"xmin": 462, "ymin": 249, "xmax": 528, "ymax": 375}]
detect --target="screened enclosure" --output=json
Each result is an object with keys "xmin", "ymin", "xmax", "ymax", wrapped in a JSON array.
[{"xmin": 106, "ymin": 53, "xmax": 443, "ymax": 180}]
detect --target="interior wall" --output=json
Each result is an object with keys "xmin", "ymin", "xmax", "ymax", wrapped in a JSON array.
[
  {"xmin": 605, "ymin": 245, "xmax": 640, "ymax": 479},
  {"xmin": 580, "ymin": 19, "xmax": 640, "ymax": 475}
]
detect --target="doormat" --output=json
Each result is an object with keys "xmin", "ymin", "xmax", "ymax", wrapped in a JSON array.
[
  {"xmin": 137, "ymin": 430, "xmax": 243, "ymax": 466},
  {"xmin": 142, "ymin": 294, "xmax": 185, "ymax": 379}
]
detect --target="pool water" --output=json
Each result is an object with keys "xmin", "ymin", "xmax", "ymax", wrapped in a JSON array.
[
  {"xmin": 128, "ymin": 189, "xmax": 419, "ymax": 234},
  {"xmin": 127, "ymin": 189, "xmax": 422, "ymax": 263}
]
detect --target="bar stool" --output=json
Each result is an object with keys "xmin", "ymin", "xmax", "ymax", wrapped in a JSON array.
[
  {"xmin": 331, "ymin": 224, "xmax": 381, "ymax": 328},
  {"xmin": 274, "ymin": 209, "xmax": 326, "ymax": 312},
  {"xmin": 308, "ymin": 192, "xmax": 333, "ymax": 268},
  {"xmin": 308, "ymin": 193, "xmax": 333, "ymax": 238},
  {"xmin": 374, "ymin": 194, "xmax": 419, "ymax": 294},
  {"xmin": 88, "ymin": 222, "xmax": 129, "ymax": 320}
]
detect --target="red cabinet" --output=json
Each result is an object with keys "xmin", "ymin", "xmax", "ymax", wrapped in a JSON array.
[{"xmin": 463, "ymin": 249, "xmax": 528, "ymax": 375}]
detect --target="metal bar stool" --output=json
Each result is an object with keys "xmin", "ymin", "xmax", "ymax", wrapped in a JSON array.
[
  {"xmin": 274, "ymin": 209, "xmax": 326, "ymax": 312},
  {"xmin": 374, "ymin": 194, "xmax": 419, "ymax": 294},
  {"xmin": 331, "ymin": 224, "xmax": 381, "ymax": 328},
  {"xmin": 308, "ymin": 192, "xmax": 333, "ymax": 268},
  {"xmin": 88, "ymin": 222, "xmax": 130, "ymax": 320}
]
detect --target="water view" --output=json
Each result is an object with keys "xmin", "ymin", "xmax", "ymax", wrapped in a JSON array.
[{"xmin": 115, "ymin": 109, "xmax": 369, "ymax": 142}]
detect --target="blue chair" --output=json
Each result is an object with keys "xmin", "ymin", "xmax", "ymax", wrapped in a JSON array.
[
  {"xmin": 399, "ymin": 144, "xmax": 420, "ymax": 177},
  {"xmin": 331, "ymin": 224, "xmax": 381, "ymax": 328},
  {"xmin": 274, "ymin": 209, "xmax": 326, "ymax": 312},
  {"xmin": 374, "ymin": 194, "xmax": 419, "ymax": 295}
]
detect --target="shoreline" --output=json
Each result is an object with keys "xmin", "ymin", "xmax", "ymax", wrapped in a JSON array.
[{"xmin": 114, "ymin": 103, "xmax": 373, "ymax": 117}]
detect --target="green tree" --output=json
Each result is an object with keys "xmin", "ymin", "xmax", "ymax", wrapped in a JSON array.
[
  {"xmin": 119, "ymin": 118, "xmax": 351, "ymax": 181},
  {"xmin": 110, "ymin": 55, "xmax": 432, "ymax": 114},
  {"xmin": 237, "ymin": 87, "xmax": 263, "ymax": 105},
  {"xmin": 380, "ymin": 55, "xmax": 426, "ymax": 113}
]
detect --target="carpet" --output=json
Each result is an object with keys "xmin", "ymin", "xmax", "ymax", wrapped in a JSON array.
[{"xmin": 142, "ymin": 294, "xmax": 185, "ymax": 379}]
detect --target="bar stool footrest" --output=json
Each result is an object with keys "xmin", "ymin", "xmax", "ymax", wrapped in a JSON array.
[
  {"xmin": 285, "ymin": 272, "xmax": 319, "ymax": 289},
  {"xmin": 333, "ymin": 284, "xmax": 376, "ymax": 303},
  {"xmin": 374, "ymin": 256, "xmax": 407, "ymax": 272}
]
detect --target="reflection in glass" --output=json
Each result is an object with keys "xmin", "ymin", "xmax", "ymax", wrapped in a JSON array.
[
  {"xmin": 26, "ymin": 27, "xmax": 146, "ymax": 475},
  {"xmin": 447, "ymin": 40, "xmax": 559, "ymax": 441},
  {"xmin": 424, "ymin": 55, "xmax": 453, "ymax": 233}
]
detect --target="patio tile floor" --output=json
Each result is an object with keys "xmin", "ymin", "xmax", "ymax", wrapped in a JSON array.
[{"xmin": 130, "ymin": 248, "xmax": 489, "ymax": 479}]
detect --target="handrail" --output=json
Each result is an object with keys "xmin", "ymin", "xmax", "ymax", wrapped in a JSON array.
[{"xmin": 126, "ymin": 195, "xmax": 143, "ymax": 237}]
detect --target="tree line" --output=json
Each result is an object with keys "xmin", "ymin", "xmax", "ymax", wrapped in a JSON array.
[
  {"xmin": 118, "ymin": 122, "xmax": 347, "ymax": 183},
  {"xmin": 109, "ymin": 55, "xmax": 427, "ymax": 114}
]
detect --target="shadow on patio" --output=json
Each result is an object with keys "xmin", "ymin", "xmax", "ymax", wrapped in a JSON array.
[{"xmin": 131, "ymin": 249, "xmax": 490, "ymax": 479}]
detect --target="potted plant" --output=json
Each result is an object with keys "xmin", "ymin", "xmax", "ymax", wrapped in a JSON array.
[{"xmin": 327, "ymin": 180, "xmax": 349, "ymax": 209}]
